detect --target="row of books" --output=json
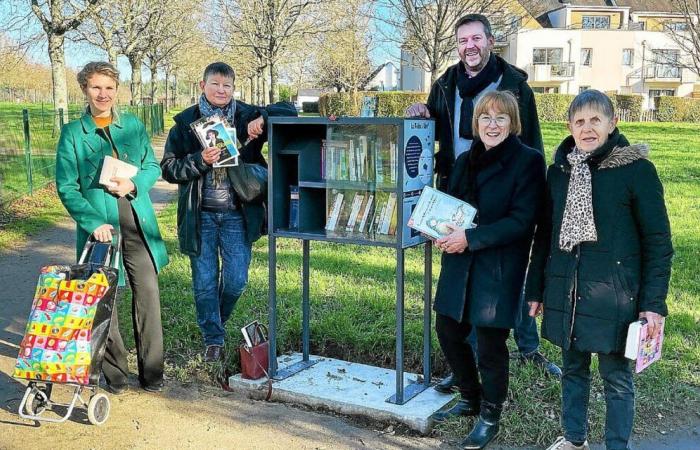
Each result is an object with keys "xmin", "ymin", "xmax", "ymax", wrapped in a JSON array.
[
  {"xmin": 321, "ymin": 138, "xmax": 397, "ymax": 184},
  {"xmin": 325, "ymin": 190, "xmax": 398, "ymax": 238}
]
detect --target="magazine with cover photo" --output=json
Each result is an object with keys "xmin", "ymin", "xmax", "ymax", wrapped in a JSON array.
[
  {"xmin": 407, "ymin": 186, "xmax": 477, "ymax": 239},
  {"xmin": 190, "ymin": 114, "xmax": 240, "ymax": 168}
]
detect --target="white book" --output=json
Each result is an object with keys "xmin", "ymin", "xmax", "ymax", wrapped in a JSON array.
[
  {"xmin": 99, "ymin": 155, "xmax": 138, "ymax": 188},
  {"xmin": 325, "ymin": 193, "xmax": 345, "ymax": 231},
  {"xmin": 380, "ymin": 192, "xmax": 397, "ymax": 234},
  {"xmin": 389, "ymin": 142, "xmax": 397, "ymax": 183},
  {"xmin": 357, "ymin": 194, "xmax": 374, "ymax": 233},
  {"xmin": 345, "ymin": 193, "xmax": 364, "ymax": 232},
  {"xmin": 407, "ymin": 186, "xmax": 477, "ymax": 239}
]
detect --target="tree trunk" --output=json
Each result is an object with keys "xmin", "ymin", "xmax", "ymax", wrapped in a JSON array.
[
  {"xmin": 254, "ymin": 74, "xmax": 260, "ymax": 105},
  {"xmin": 107, "ymin": 47, "xmax": 118, "ymax": 68},
  {"xmin": 164, "ymin": 69, "xmax": 169, "ymax": 110},
  {"xmin": 269, "ymin": 60, "xmax": 278, "ymax": 103},
  {"xmin": 128, "ymin": 54, "xmax": 143, "ymax": 105},
  {"xmin": 262, "ymin": 68, "xmax": 268, "ymax": 106},
  {"xmin": 47, "ymin": 32, "xmax": 68, "ymax": 124},
  {"xmin": 150, "ymin": 65, "xmax": 157, "ymax": 104}
]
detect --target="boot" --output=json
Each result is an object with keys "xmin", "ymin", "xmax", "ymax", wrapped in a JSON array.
[
  {"xmin": 432, "ymin": 397, "xmax": 481, "ymax": 422},
  {"xmin": 461, "ymin": 401, "xmax": 502, "ymax": 449},
  {"xmin": 434, "ymin": 373, "xmax": 458, "ymax": 394}
]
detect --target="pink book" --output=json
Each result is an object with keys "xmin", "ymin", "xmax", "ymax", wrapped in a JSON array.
[{"xmin": 624, "ymin": 317, "xmax": 665, "ymax": 373}]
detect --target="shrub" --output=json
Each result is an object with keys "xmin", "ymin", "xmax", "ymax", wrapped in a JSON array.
[
  {"xmin": 318, "ymin": 91, "xmax": 428, "ymax": 117},
  {"xmin": 655, "ymin": 96, "xmax": 700, "ymax": 122},
  {"xmin": 614, "ymin": 94, "xmax": 643, "ymax": 122},
  {"xmin": 534, "ymin": 93, "xmax": 575, "ymax": 121},
  {"xmin": 302, "ymin": 101, "xmax": 319, "ymax": 114}
]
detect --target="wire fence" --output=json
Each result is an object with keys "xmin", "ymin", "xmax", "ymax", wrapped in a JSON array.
[{"xmin": 0, "ymin": 103, "xmax": 165, "ymax": 207}]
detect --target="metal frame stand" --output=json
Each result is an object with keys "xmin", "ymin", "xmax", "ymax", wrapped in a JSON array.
[{"xmin": 268, "ymin": 237, "xmax": 433, "ymax": 405}]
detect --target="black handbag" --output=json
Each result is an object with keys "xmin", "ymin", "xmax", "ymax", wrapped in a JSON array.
[{"xmin": 226, "ymin": 163, "xmax": 267, "ymax": 204}]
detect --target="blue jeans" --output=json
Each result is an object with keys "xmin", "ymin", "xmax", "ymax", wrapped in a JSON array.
[
  {"xmin": 467, "ymin": 291, "xmax": 540, "ymax": 355},
  {"xmin": 190, "ymin": 210, "xmax": 252, "ymax": 346},
  {"xmin": 562, "ymin": 348, "xmax": 634, "ymax": 450}
]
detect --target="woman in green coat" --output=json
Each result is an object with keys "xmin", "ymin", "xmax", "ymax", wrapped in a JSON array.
[
  {"xmin": 55, "ymin": 61, "xmax": 169, "ymax": 394},
  {"xmin": 525, "ymin": 90, "xmax": 673, "ymax": 450}
]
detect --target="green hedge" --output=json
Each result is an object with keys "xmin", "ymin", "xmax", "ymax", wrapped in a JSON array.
[
  {"xmin": 318, "ymin": 91, "xmax": 428, "ymax": 117},
  {"xmin": 655, "ymin": 96, "xmax": 700, "ymax": 122},
  {"xmin": 614, "ymin": 94, "xmax": 643, "ymax": 121},
  {"xmin": 302, "ymin": 101, "xmax": 319, "ymax": 113},
  {"xmin": 534, "ymin": 93, "xmax": 575, "ymax": 122}
]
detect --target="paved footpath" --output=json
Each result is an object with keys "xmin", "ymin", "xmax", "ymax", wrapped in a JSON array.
[{"xmin": 0, "ymin": 137, "xmax": 697, "ymax": 449}]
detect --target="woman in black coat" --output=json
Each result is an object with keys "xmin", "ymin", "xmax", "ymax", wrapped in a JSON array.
[
  {"xmin": 525, "ymin": 90, "xmax": 673, "ymax": 450},
  {"xmin": 432, "ymin": 91, "xmax": 546, "ymax": 450}
]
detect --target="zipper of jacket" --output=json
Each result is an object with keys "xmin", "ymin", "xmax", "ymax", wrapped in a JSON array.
[{"xmin": 568, "ymin": 245, "xmax": 581, "ymax": 343}]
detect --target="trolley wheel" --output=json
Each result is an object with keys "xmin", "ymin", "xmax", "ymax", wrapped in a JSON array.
[
  {"xmin": 87, "ymin": 393, "xmax": 110, "ymax": 425},
  {"xmin": 25, "ymin": 386, "xmax": 50, "ymax": 416}
]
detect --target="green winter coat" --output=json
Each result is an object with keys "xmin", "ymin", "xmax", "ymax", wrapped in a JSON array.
[
  {"xmin": 55, "ymin": 111, "xmax": 169, "ymax": 285},
  {"xmin": 525, "ymin": 130, "xmax": 673, "ymax": 354}
]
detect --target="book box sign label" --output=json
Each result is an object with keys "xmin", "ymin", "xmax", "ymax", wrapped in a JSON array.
[{"xmin": 404, "ymin": 135, "xmax": 422, "ymax": 178}]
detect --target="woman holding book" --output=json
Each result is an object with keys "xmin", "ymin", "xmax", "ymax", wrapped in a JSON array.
[
  {"xmin": 432, "ymin": 90, "xmax": 546, "ymax": 449},
  {"xmin": 525, "ymin": 89, "xmax": 673, "ymax": 450},
  {"xmin": 55, "ymin": 61, "xmax": 169, "ymax": 394}
]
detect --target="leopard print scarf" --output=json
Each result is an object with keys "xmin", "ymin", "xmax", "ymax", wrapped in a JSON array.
[{"xmin": 559, "ymin": 147, "xmax": 598, "ymax": 252}]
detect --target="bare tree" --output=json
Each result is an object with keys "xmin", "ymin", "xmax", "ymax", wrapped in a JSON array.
[
  {"xmin": 664, "ymin": 1, "xmax": 700, "ymax": 76},
  {"xmin": 75, "ymin": 0, "xmax": 120, "ymax": 66},
  {"xmin": 218, "ymin": 0, "xmax": 327, "ymax": 104},
  {"xmin": 28, "ymin": 0, "xmax": 102, "ymax": 114},
  {"xmin": 373, "ymin": 0, "xmax": 527, "ymax": 84}
]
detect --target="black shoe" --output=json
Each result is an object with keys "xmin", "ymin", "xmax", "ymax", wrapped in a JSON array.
[
  {"xmin": 142, "ymin": 382, "xmax": 164, "ymax": 393},
  {"xmin": 520, "ymin": 351, "xmax": 562, "ymax": 379},
  {"xmin": 204, "ymin": 345, "xmax": 223, "ymax": 363},
  {"xmin": 434, "ymin": 373, "xmax": 458, "ymax": 394},
  {"xmin": 432, "ymin": 398, "xmax": 481, "ymax": 423},
  {"xmin": 104, "ymin": 383, "xmax": 128, "ymax": 395},
  {"xmin": 461, "ymin": 401, "xmax": 502, "ymax": 449}
]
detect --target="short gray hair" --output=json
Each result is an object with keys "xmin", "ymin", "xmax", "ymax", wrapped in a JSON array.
[{"xmin": 568, "ymin": 89, "xmax": 615, "ymax": 122}]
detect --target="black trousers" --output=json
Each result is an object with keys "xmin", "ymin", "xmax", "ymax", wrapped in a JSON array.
[
  {"xmin": 102, "ymin": 197, "xmax": 164, "ymax": 387},
  {"xmin": 436, "ymin": 313, "xmax": 510, "ymax": 405}
]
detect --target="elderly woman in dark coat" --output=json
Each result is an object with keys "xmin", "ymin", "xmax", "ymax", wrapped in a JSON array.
[
  {"xmin": 525, "ymin": 90, "xmax": 673, "ymax": 450},
  {"xmin": 432, "ymin": 90, "xmax": 546, "ymax": 450}
]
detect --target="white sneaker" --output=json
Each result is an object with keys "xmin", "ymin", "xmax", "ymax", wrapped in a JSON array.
[{"xmin": 546, "ymin": 436, "xmax": 590, "ymax": 450}]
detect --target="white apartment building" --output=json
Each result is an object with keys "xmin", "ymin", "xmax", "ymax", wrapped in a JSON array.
[{"xmin": 400, "ymin": 0, "xmax": 700, "ymax": 109}]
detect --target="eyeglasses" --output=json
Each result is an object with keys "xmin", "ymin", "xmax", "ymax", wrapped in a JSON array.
[{"xmin": 477, "ymin": 115, "xmax": 509, "ymax": 127}]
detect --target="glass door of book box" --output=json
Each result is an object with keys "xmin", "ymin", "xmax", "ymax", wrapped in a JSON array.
[{"xmin": 323, "ymin": 123, "xmax": 399, "ymax": 243}]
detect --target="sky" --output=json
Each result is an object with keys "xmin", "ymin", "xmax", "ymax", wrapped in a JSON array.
[{"xmin": 0, "ymin": 2, "xmax": 401, "ymax": 85}]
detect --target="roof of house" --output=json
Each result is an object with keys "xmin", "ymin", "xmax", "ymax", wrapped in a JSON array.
[{"xmin": 520, "ymin": 0, "xmax": 681, "ymax": 20}]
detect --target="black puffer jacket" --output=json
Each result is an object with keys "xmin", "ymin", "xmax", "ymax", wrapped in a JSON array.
[
  {"xmin": 160, "ymin": 100, "xmax": 297, "ymax": 256},
  {"xmin": 426, "ymin": 55, "xmax": 543, "ymax": 191},
  {"xmin": 525, "ymin": 130, "xmax": 673, "ymax": 354}
]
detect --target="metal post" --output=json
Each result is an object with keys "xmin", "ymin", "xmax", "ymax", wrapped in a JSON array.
[
  {"xmin": 58, "ymin": 108, "xmax": 65, "ymax": 127},
  {"xmin": 22, "ymin": 109, "xmax": 32, "ymax": 195},
  {"xmin": 423, "ymin": 241, "xmax": 432, "ymax": 386},
  {"xmin": 268, "ymin": 235, "xmax": 278, "ymax": 376},
  {"xmin": 302, "ymin": 239, "xmax": 310, "ymax": 362},
  {"xmin": 394, "ymin": 247, "xmax": 405, "ymax": 404}
]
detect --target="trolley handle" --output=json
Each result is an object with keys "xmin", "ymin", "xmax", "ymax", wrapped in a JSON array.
[{"xmin": 78, "ymin": 230, "xmax": 122, "ymax": 270}]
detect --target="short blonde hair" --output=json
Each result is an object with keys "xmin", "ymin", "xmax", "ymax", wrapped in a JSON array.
[
  {"xmin": 472, "ymin": 90, "xmax": 522, "ymax": 137},
  {"xmin": 77, "ymin": 61, "xmax": 120, "ymax": 89}
]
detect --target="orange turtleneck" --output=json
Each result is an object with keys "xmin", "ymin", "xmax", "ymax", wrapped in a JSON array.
[{"xmin": 93, "ymin": 115, "xmax": 112, "ymax": 129}]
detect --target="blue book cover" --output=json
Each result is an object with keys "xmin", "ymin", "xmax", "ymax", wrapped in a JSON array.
[{"xmin": 289, "ymin": 185, "xmax": 300, "ymax": 230}]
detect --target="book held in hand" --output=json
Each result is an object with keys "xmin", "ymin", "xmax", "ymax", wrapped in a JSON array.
[
  {"xmin": 407, "ymin": 186, "xmax": 477, "ymax": 239},
  {"xmin": 190, "ymin": 114, "xmax": 239, "ymax": 168},
  {"xmin": 624, "ymin": 317, "xmax": 665, "ymax": 373},
  {"xmin": 99, "ymin": 155, "xmax": 138, "ymax": 188}
]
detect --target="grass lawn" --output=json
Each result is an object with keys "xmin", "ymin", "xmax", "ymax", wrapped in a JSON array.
[{"xmin": 123, "ymin": 121, "xmax": 700, "ymax": 446}]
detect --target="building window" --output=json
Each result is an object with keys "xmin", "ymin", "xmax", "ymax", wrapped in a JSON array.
[
  {"xmin": 579, "ymin": 86, "xmax": 590, "ymax": 93},
  {"xmin": 648, "ymin": 89, "xmax": 675, "ymax": 109},
  {"xmin": 652, "ymin": 49, "xmax": 680, "ymax": 78},
  {"xmin": 532, "ymin": 86, "xmax": 560, "ymax": 94},
  {"xmin": 581, "ymin": 48, "xmax": 592, "ymax": 66},
  {"xmin": 582, "ymin": 15, "xmax": 611, "ymax": 29},
  {"xmin": 665, "ymin": 22, "xmax": 688, "ymax": 32},
  {"xmin": 622, "ymin": 49, "xmax": 634, "ymax": 66},
  {"xmin": 533, "ymin": 48, "xmax": 563, "ymax": 65}
]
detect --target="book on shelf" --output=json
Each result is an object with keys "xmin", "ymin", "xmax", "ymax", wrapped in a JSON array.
[
  {"xmin": 374, "ymin": 137, "xmax": 384, "ymax": 184},
  {"xmin": 325, "ymin": 191, "xmax": 345, "ymax": 231},
  {"xmin": 99, "ymin": 155, "xmax": 138, "ymax": 188},
  {"xmin": 345, "ymin": 192, "xmax": 365, "ymax": 232},
  {"xmin": 356, "ymin": 193, "xmax": 374, "ymax": 234},
  {"xmin": 407, "ymin": 186, "xmax": 477, "ymax": 239},
  {"xmin": 334, "ymin": 190, "xmax": 356, "ymax": 231},
  {"xmin": 288, "ymin": 185, "xmax": 299, "ymax": 230},
  {"xmin": 625, "ymin": 317, "xmax": 665, "ymax": 373},
  {"xmin": 379, "ymin": 192, "xmax": 397, "ymax": 235}
]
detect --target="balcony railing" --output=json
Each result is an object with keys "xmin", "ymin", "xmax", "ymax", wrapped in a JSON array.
[
  {"xmin": 528, "ymin": 62, "xmax": 575, "ymax": 81},
  {"xmin": 551, "ymin": 62, "xmax": 575, "ymax": 78},
  {"xmin": 628, "ymin": 64, "xmax": 682, "ymax": 81}
]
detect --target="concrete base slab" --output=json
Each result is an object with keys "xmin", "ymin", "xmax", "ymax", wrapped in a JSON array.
[{"xmin": 229, "ymin": 353, "xmax": 454, "ymax": 434}]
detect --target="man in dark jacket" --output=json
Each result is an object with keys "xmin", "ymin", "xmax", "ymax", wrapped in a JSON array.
[
  {"xmin": 161, "ymin": 62, "xmax": 296, "ymax": 362},
  {"xmin": 406, "ymin": 14, "xmax": 558, "ymax": 403}
]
